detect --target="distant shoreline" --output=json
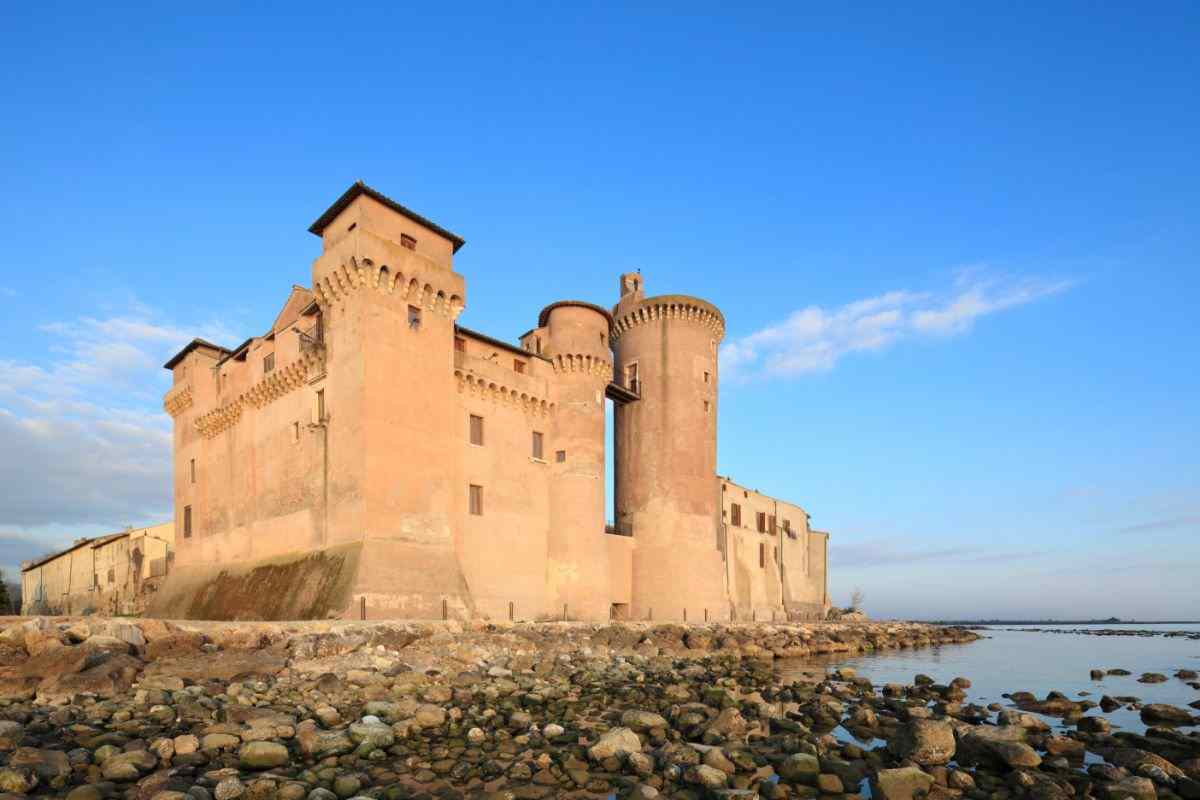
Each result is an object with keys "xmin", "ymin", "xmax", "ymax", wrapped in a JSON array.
[{"xmin": 924, "ymin": 619, "xmax": 1200, "ymax": 626}]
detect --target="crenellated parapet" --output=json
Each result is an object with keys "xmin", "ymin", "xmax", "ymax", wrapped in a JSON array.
[
  {"xmin": 193, "ymin": 351, "xmax": 325, "ymax": 439},
  {"xmin": 243, "ymin": 352, "xmax": 325, "ymax": 409},
  {"xmin": 312, "ymin": 255, "xmax": 464, "ymax": 320},
  {"xmin": 611, "ymin": 294, "xmax": 725, "ymax": 343},
  {"xmin": 163, "ymin": 384, "xmax": 194, "ymax": 418},
  {"xmin": 549, "ymin": 353, "xmax": 614, "ymax": 382},
  {"xmin": 454, "ymin": 369, "xmax": 556, "ymax": 417},
  {"xmin": 194, "ymin": 398, "xmax": 244, "ymax": 439}
]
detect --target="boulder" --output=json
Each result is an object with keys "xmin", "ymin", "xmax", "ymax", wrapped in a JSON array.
[
  {"xmin": 872, "ymin": 767, "xmax": 935, "ymax": 800},
  {"xmin": 620, "ymin": 709, "xmax": 668, "ymax": 731},
  {"xmin": 239, "ymin": 741, "xmax": 289, "ymax": 769},
  {"xmin": 889, "ymin": 719, "xmax": 956, "ymax": 765},
  {"xmin": 778, "ymin": 753, "xmax": 820, "ymax": 783},
  {"xmin": 1140, "ymin": 704, "xmax": 1195, "ymax": 725},
  {"xmin": 588, "ymin": 727, "xmax": 641, "ymax": 761}
]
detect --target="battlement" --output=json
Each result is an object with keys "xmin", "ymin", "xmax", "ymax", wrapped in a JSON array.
[{"xmin": 611, "ymin": 294, "xmax": 725, "ymax": 343}]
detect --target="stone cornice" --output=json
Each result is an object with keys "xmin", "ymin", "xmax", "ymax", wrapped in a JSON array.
[
  {"xmin": 193, "ymin": 352, "xmax": 324, "ymax": 439},
  {"xmin": 313, "ymin": 256, "xmax": 465, "ymax": 320},
  {"xmin": 549, "ymin": 353, "xmax": 614, "ymax": 382},
  {"xmin": 454, "ymin": 369, "xmax": 555, "ymax": 417},
  {"xmin": 163, "ymin": 384, "xmax": 193, "ymax": 418},
  {"xmin": 611, "ymin": 296, "xmax": 725, "ymax": 343}
]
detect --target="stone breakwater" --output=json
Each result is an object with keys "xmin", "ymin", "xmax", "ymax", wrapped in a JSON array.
[{"xmin": 0, "ymin": 618, "xmax": 983, "ymax": 799}]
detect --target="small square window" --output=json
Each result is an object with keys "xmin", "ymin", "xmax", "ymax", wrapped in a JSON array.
[
  {"xmin": 532, "ymin": 431, "xmax": 544, "ymax": 460},
  {"xmin": 469, "ymin": 414, "xmax": 484, "ymax": 446},
  {"xmin": 514, "ymin": 359, "xmax": 525, "ymax": 374},
  {"xmin": 556, "ymin": 450, "xmax": 566, "ymax": 463},
  {"xmin": 469, "ymin": 484, "xmax": 483, "ymax": 515},
  {"xmin": 408, "ymin": 305, "xmax": 422, "ymax": 330},
  {"xmin": 264, "ymin": 353, "xmax": 275, "ymax": 374},
  {"xmin": 400, "ymin": 233, "xmax": 417, "ymax": 250}
]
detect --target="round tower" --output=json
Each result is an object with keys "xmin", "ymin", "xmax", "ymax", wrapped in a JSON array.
[
  {"xmin": 540, "ymin": 301, "xmax": 613, "ymax": 621},
  {"xmin": 611, "ymin": 273, "xmax": 728, "ymax": 621}
]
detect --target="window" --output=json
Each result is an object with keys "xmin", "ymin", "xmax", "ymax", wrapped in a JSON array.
[
  {"xmin": 625, "ymin": 362, "xmax": 639, "ymax": 393},
  {"xmin": 292, "ymin": 421, "xmax": 300, "ymax": 442},
  {"xmin": 532, "ymin": 431, "xmax": 544, "ymax": 460},
  {"xmin": 455, "ymin": 337, "xmax": 466, "ymax": 352},
  {"xmin": 469, "ymin": 414, "xmax": 484, "ymax": 446},
  {"xmin": 400, "ymin": 233, "xmax": 417, "ymax": 250},
  {"xmin": 783, "ymin": 519, "xmax": 791, "ymax": 534},
  {"xmin": 759, "ymin": 542, "xmax": 765, "ymax": 568},
  {"xmin": 183, "ymin": 505, "xmax": 192, "ymax": 538},
  {"xmin": 514, "ymin": 359, "xmax": 525, "ymax": 374},
  {"xmin": 757, "ymin": 512, "xmax": 767, "ymax": 533},
  {"xmin": 264, "ymin": 353, "xmax": 275, "ymax": 374},
  {"xmin": 469, "ymin": 484, "xmax": 483, "ymax": 515},
  {"xmin": 189, "ymin": 458, "xmax": 195, "ymax": 484},
  {"xmin": 704, "ymin": 371, "xmax": 710, "ymax": 384},
  {"xmin": 556, "ymin": 450, "xmax": 566, "ymax": 463},
  {"xmin": 316, "ymin": 389, "xmax": 326, "ymax": 422},
  {"xmin": 730, "ymin": 503, "xmax": 742, "ymax": 527},
  {"xmin": 535, "ymin": 337, "xmax": 542, "ymax": 355},
  {"xmin": 315, "ymin": 312, "xmax": 324, "ymax": 343},
  {"xmin": 774, "ymin": 546, "xmax": 779, "ymax": 562},
  {"xmin": 408, "ymin": 305, "xmax": 422, "ymax": 330},
  {"xmin": 704, "ymin": 400, "xmax": 710, "ymax": 414},
  {"xmin": 769, "ymin": 515, "xmax": 777, "ymax": 535},
  {"xmin": 600, "ymin": 333, "xmax": 606, "ymax": 347}
]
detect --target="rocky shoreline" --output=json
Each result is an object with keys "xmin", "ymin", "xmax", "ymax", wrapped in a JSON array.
[{"xmin": 1, "ymin": 617, "xmax": 1188, "ymax": 798}]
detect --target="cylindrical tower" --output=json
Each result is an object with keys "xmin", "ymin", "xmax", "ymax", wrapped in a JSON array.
[
  {"xmin": 611, "ymin": 273, "xmax": 728, "ymax": 621},
  {"xmin": 541, "ymin": 301, "xmax": 613, "ymax": 621}
]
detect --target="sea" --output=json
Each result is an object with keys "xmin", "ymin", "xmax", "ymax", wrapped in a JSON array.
[{"xmin": 777, "ymin": 623, "xmax": 1200, "ymax": 737}]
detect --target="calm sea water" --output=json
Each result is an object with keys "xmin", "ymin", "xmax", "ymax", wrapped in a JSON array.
[{"xmin": 777, "ymin": 624, "xmax": 1200, "ymax": 736}]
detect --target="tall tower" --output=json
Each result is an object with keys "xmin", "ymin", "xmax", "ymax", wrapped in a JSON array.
[
  {"xmin": 540, "ymin": 301, "xmax": 614, "ymax": 620},
  {"xmin": 612, "ymin": 273, "xmax": 728, "ymax": 621}
]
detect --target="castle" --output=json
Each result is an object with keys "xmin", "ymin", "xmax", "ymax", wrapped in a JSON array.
[{"xmin": 154, "ymin": 182, "xmax": 829, "ymax": 622}]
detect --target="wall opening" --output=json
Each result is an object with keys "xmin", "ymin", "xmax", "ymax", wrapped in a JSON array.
[{"xmin": 610, "ymin": 602, "xmax": 629, "ymax": 620}]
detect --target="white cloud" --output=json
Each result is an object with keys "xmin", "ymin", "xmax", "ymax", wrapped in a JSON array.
[
  {"xmin": 720, "ymin": 269, "xmax": 1075, "ymax": 379},
  {"xmin": 0, "ymin": 305, "xmax": 238, "ymax": 540}
]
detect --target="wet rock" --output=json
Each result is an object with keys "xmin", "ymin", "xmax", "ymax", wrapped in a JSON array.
[
  {"xmin": 778, "ymin": 753, "xmax": 820, "ymax": 783},
  {"xmin": 588, "ymin": 727, "xmax": 641, "ymax": 761},
  {"xmin": 889, "ymin": 719, "xmax": 956, "ymax": 765},
  {"xmin": 239, "ymin": 741, "xmax": 289, "ymax": 769},
  {"xmin": 1138, "ymin": 673, "xmax": 1168, "ymax": 684},
  {"xmin": 1140, "ymin": 703, "xmax": 1195, "ymax": 725},
  {"xmin": 1101, "ymin": 776, "xmax": 1156, "ymax": 800},
  {"xmin": 872, "ymin": 766, "xmax": 936, "ymax": 800},
  {"xmin": 0, "ymin": 720, "xmax": 23, "ymax": 751},
  {"xmin": 621, "ymin": 709, "xmax": 668, "ymax": 731},
  {"xmin": 685, "ymin": 763, "xmax": 729, "ymax": 789}
]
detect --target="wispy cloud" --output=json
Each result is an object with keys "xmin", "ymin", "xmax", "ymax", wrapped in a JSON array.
[
  {"xmin": 720, "ymin": 268, "xmax": 1076, "ymax": 380},
  {"xmin": 0, "ymin": 304, "xmax": 239, "ymax": 538},
  {"xmin": 1113, "ymin": 514, "xmax": 1200, "ymax": 535},
  {"xmin": 830, "ymin": 537, "xmax": 1048, "ymax": 568}
]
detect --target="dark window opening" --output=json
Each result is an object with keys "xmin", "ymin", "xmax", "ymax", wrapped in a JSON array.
[
  {"xmin": 731, "ymin": 503, "xmax": 742, "ymax": 527},
  {"xmin": 408, "ymin": 305, "xmax": 422, "ymax": 330},
  {"xmin": 469, "ymin": 484, "xmax": 483, "ymax": 515},
  {"xmin": 757, "ymin": 511, "xmax": 767, "ymax": 533},
  {"xmin": 264, "ymin": 353, "xmax": 275, "ymax": 373},
  {"xmin": 532, "ymin": 431, "xmax": 544, "ymax": 460},
  {"xmin": 183, "ymin": 505, "xmax": 192, "ymax": 538},
  {"xmin": 469, "ymin": 414, "xmax": 484, "ymax": 446},
  {"xmin": 769, "ymin": 515, "xmax": 777, "ymax": 535},
  {"xmin": 455, "ymin": 337, "xmax": 466, "ymax": 352},
  {"xmin": 400, "ymin": 233, "xmax": 417, "ymax": 250},
  {"xmin": 556, "ymin": 450, "xmax": 566, "ymax": 463},
  {"xmin": 514, "ymin": 359, "xmax": 525, "ymax": 374},
  {"xmin": 189, "ymin": 458, "xmax": 195, "ymax": 484},
  {"xmin": 316, "ymin": 389, "xmax": 326, "ymax": 422},
  {"xmin": 759, "ymin": 542, "xmax": 765, "ymax": 568}
]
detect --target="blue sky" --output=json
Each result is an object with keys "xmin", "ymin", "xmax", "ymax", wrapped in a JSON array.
[{"xmin": 1, "ymin": 2, "xmax": 1196, "ymax": 619}]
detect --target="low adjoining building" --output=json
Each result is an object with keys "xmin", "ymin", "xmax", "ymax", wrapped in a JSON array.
[
  {"xmin": 20, "ymin": 523, "xmax": 174, "ymax": 616},
  {"xmin": 153, "ymin": 182, "xmax": 830, "ymax": 622}
]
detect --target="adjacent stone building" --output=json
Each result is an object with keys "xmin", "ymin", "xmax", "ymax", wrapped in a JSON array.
[
  {"xmin": 20, "ymin": 522, "xmax": 175, "ymax": 616},
  {"xmin": 153, "ymin": 183, "xmax": 829, "ymax": 621}
]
